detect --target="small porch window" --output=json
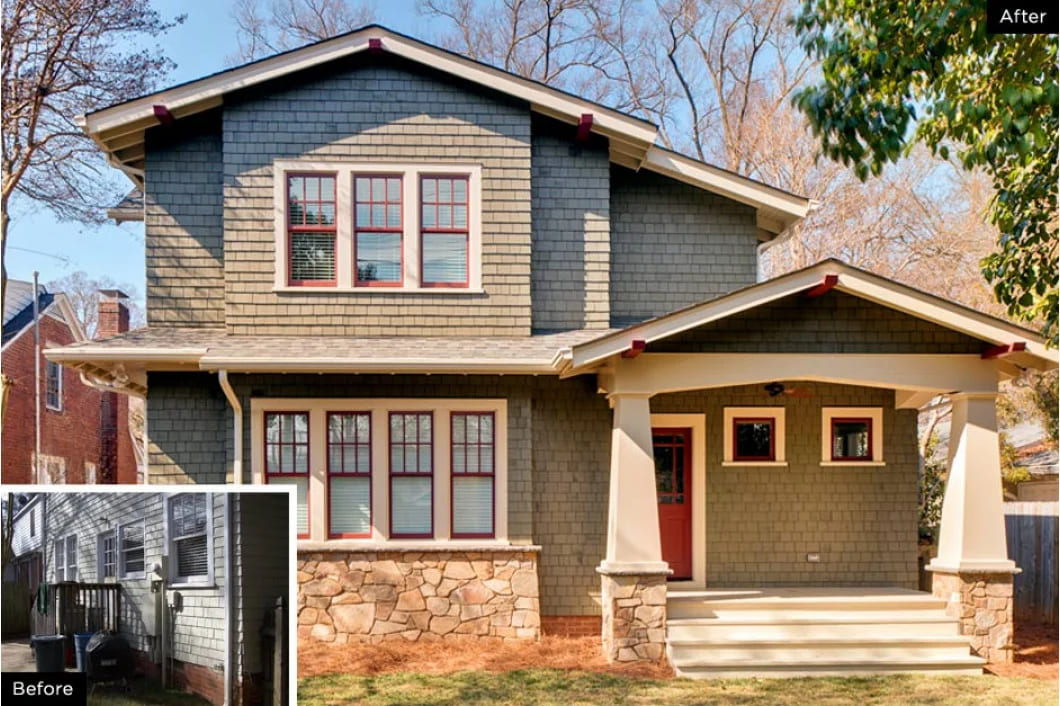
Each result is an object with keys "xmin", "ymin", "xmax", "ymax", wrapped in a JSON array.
[
  {"xmin": 265, "ymin": 412, "xmax": 310, "ymax": 538},
  {"xmin": 821, "ymin": 407, "xmax": 885, "ymax": 465},
  {"xmin": 327, "ymin": 412, "xmax": 372, "ymax": 538},
  {"xmin": 287, "ymin": 174, "xmax": 337, "ymax": 285},
  {"xmin": 722, "ymin": 407, "xmax": 786, "ymax": 466},
  {"xmin": 389, "ymin": 412, "xmax": 433, "ymax": 538}
]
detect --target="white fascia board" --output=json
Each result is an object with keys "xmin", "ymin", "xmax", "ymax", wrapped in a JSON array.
[
  {"xmin": 81, "ymin": 28, "xmax": 657, "ymax": 148},
  {"xmin": 44, "ymin": 347, "xmax": 207, "ymax": 363},
  {"xmin": 197, "ymin": 356, "xmax": 558, "ymax": 375}
]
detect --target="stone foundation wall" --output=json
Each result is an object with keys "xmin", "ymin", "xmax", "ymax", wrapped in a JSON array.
[
  {"xmin": 297, "ymin": 549, "xmax": 540, "ymax": 643},
  {"xmin": 931, "ymin": 570, "xmax": 1014, "ymax": 663},
  {"xmin": 599, "ymin": 572, "xmax": 667, "ymax": 663}
]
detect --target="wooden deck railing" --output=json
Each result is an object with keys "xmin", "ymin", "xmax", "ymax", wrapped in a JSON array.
[{"xmin": 31, "ymin": 582, "xmax": 122, "ymax": 638}]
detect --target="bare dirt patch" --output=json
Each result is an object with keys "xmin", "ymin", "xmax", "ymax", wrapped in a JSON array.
[
  {"xmin": 986, "ymin": 620, "xmax": 1058, "ymax": 681},
  {"xmin": 298, "ymin": 635, "xmax": 672, "ymax": 680}
]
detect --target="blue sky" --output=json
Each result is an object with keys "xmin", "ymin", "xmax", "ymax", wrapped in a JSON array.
[{"xmin": 6, "ymin": 0, "xmax": 424, "ymax": 305}]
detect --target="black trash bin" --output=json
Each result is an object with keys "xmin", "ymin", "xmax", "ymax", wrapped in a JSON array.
[{"xmin": 31, "ymin": 634, "xmax": 66, "ymax": 672}]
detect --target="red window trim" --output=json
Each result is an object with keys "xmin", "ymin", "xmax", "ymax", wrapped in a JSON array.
[
  {"xmin": 830, "ymin": 416, "xmax": 874, "ymax": 462},
  {"xmin": 286, "ymin": 172, "xmax": 338, "ymax": 287},
  {"xmin": 419, "ymin": 174, "xmax": 470, "ymax": 288},
  {"xmin": 354, "ymin": 173, "xmax": 405, "ymax": 287},
  {"xmin": 732, "ymin": 417, "xmax": 776, "ymax": 462},
  {"xmin": 388, "ymin": 411, "xmax": 434, "ymax": 539},
  {"xmin": 326, "ymin": 411, "xmax": 373, "ymax": 539},
  {"xmin": 449, "ymin": 412, "xmax": 496, "ymax": 539},
  {"xmin": 263, "ymin": 411, "xmax": 311, "ymax": 539}
]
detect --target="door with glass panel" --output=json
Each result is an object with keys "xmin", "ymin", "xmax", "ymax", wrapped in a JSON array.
[{"xmin": 653, "ymin": 427, "xmax": 693, "ymax": 580}]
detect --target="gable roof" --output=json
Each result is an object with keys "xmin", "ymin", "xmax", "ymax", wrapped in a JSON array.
[
  {"xmin": 78, "ymin": 25, "xmax": 810, "ymax": 236},
  {"xmin": 562, "ymin": 259, "xmax": 1057, "ymax": 373},
  {"xmin": 1, "ymin": 282, "xmax": 87, "ymax": 350}
]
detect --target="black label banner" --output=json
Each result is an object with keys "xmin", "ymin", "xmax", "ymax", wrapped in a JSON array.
[{"xmin": 1, "ymin": 672, "xmax": 87, "ymax": 706}]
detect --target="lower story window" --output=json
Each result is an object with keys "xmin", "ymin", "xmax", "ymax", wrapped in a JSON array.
[
  {"xmin": 265, "ymin": 412, "xmax": 310, "ymax": 537},
  {"xmin": 821, "ymin": 407, "xmax": 884, "ymax": 464},
  {"xmin": 450, "ymin": 412, "xmax": 495, "ymax": 538},
  {"xmin": 328, "ymin": 412, "xmax": 372, "ymax": 538},
  {"xmin": 98, "ymin": 531, "xmax": 117, "ymax": 580},
  {"xmin": 167, "ymin": 493, "xmax": 213, "ymax": 585},
  {"xmin": 120, "ymin": 520, "xmax": 145, "ymax": 578},
  {"xmin": 389, "ymin": 412, "xmax": 433, "ymax": 538},
  {"xmin": 54, "ymin": 536, "xmax": 76, "ymax": 581}
]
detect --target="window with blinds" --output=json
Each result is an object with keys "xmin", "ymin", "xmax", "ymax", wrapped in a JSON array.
[
  {"xmin": 288, "ymin": 174, "xmax": 337, "ymax": 284},
  {"xmin": 168, "ymin": 494, "xmax": 212, "ymax": 584},
  {"xmin": 390, "ymin": 412, "xmax": 433, "ymax": 538},
  {"xmin": 421, "ymin": 176, "xmax": 469, "ymax": 286},
  {"xmin": 450, "ymin": 412, "xmax": 495, "ymax": 537},
  {"xmin": 98, "ymin": 530, "xmax": 117, "ymax": 580},
  {"xmin": 265, "ymin": 412, "xmax": 310, "ymax": 537},
  {"xmin": 328, "ymin": 412, "xmax": 372, "ymax": 537},
  {"xmin": 119, "ymin": 521, "xmax": 145, "ymax": 577},
  {"xmin": 355, "ymin": 176, "xmax": 403, "ymax": 286}
]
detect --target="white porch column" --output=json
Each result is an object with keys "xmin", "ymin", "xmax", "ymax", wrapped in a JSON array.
[
  {"xmin": 927, "ymin": 392, "xmax": 1016, "ymax": 663},
  {"xmin": 598, "ymin": 393, "xmax": 668, "ymax": 574},
  {"xmin": 927, "ymin": 392, "xmax": 1014, "ymax": 573}
]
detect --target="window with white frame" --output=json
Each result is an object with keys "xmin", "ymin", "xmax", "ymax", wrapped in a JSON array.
[
  {"xmin": 722, "ymin": 407, "xmax": 786, "ymax": 465},
  {"xmin": 54, "ymin": 535, "xmax": 76, "ymax": 582},
  {"xmin": 98, "ymin": 530, "xmax": 117, "ymax": 580},
  {"xmin": 46, "ymin": 361, "xmax": 63, "ymax": 411},
  {"xmin": 166, "ymin": 494, "xmax": 214, "ymax": 585},
  {"xmin": 273, "ymin": 161, "xmax": 482, "ymax": 291},
  {"xmin": 252, "ymin": 399, "xmax": 506, "ymax": 542},
  {"xmin": 821, "ymin": 407, "xmax": 884, "ymax": 465},
  {"xmin": 119, "ymin": 519, "xmax": 146, "ymax": 578}
]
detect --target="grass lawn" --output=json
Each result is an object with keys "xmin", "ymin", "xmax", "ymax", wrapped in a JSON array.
[
  {"xmin": 298, "ymin": 669, "xmax": 1058, "ymax": 706},
  {"xmin": 87, "ymin": 680, "xmax": 211, "ymax": 706}
]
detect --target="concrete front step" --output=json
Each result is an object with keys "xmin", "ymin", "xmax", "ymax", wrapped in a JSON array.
[
  {"xmin": 666, "ymin": 614, "xmax": 960, "ymax": 640},
  {"xmin": 668, "ymin": 635, "xmax": 975, "ymax": 663},
  {"xmin": 672, "ymin": 656, "xmax": 987, "ymax": 679}
]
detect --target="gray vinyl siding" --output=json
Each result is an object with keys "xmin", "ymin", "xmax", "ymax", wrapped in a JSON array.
[
  {"xmin": 222, "ymin": 58, "xmax": 533, "ymax": 335},
  {"xmin": 10, "ymin": 497, "xmax": 43, "ymax": 558},
  {"xmin": 530, "ymin": 120, "xmax": 611, "ymax": 332},
  {"xmin": 609, "ymin": 166, "xmax": 759, "ymax": 325},
  {"xmin": 144, "ymin": 117, "xmax": 225, "ymax": 327}
]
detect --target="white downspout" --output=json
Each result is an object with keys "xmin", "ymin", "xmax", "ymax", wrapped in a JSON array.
[
  {"xmin": 218, "ymin": 371, "xmax": 243, "ymax": 486},
  {"xmin": 223, "ymin": 494, "xmax": 233, "ymax": 706}
]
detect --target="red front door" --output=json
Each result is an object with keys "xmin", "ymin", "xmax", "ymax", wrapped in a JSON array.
[{"xmin": 653, "ymin": 427, "xmax": 692, "ymax": 580}]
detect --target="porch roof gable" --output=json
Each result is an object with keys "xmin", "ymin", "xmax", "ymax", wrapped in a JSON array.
[{"xmin": 564, "ymin": 259, "xmax": 1057, "ymax": 372}]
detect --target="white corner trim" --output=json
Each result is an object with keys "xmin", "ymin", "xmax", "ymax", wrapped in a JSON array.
[
  {"xmin": 272, "ymin": 160, "xmax": 483, "ymax": 291},
  {"xmin": 722, "ymin": 407, "xmax": 786, "ymax": 463},
  {"xmin": 821, "ymin": 407, "xmax": 884, "ymax": 464}
]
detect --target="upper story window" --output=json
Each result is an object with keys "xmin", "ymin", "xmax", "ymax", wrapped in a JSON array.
[
  {"xmin": 287, "ymin": 174, "xmax": 337, "ymax": 285},
  {"xmin": 273, "ymin": 161, "xmax": 482, "ymax": 292},
  {"xmin": 46, "ymin": 361, "xmax": 62, "ymax": 411}
]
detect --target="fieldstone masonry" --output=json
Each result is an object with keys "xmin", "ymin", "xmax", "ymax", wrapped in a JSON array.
[
  {"xmin": 931, "ymin": 570, "xmax": 1014, "ymax": 663},
  {"xmin": 297, "ymin": 549, "xmax": 541, "ymax": 643},
  {"xmin": 598, "ymin": 571, "xmax": 668, "ymax": 663}
]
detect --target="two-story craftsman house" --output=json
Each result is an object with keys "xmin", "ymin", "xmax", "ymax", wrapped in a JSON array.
[{"xmin": 49, "ymin": 25, "xmax": 1056, "ymax": 677}]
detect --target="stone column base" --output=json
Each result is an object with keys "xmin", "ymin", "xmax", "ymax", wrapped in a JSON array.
[
  {"xmin": 597, "ymin": 567, "xmax": 669, "ymax": 663},
  {"xmin": 930, "ymin": 569, "xmax": 1014, "ymax": 663}
]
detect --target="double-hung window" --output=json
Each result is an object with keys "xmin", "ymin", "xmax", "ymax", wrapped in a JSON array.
[
  {"xmin": 287, "ymin": 174, "xmax": 337, "ymax": 285},
  {"xmin": 98, "ymin": 530, "xmax": 117, "ymax": 581},
  {"xmin": 265, "ymin": 412, "xmax": 310, "ymax": 538},
  {"xmin": 354, "ymin": 176, "xmax": 403, "ymax": 286},
  {"xmin": 54, "ymin": 536, "xmax": 76, "ymax": 581},
  {"xmin": 327, "ymin": 413, "xmax": 372, "ymax": 538},
  {"xmin": 389, "ymin": 412, "xmax": 433, "ymax": 538},
  {"xmin": 119, "ymin": 520, "xmax": 146, "ymax": 579},
  {"xmin": 46, "ymin": 361, "xmax": 62, "ymax": 411},
  {"xmin": 450, "ymin": 412, "xmax": 495, "ymax": 538},
  {"xmin": 420, "ymin": 176, "xmax": 469, "ymax": 287},
  {"xmin": 167, "ymin": 494, "xmax": 213, "ymax": 585}
]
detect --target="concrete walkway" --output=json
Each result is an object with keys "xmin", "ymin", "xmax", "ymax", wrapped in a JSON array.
[{"xmin": 1, "ymin": 638, "xmax": 37, "ymax": 672}]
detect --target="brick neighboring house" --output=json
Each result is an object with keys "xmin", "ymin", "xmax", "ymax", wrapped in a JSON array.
[
  {"xmin": 6, "ymin": 492, "xmax": 289, "ymax": 705},
  {"xmin": 50, "ymin": 26, "xmax": 1058, "ymax": 677},
  {"xmin": 2, "ymin": 281, "xmax": 136, "ymax": 484}
]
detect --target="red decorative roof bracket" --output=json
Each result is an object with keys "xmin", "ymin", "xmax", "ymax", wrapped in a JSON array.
[
  {"xmin": 804, "ymin": 274, "xmax": 839, "ymax": 298},
  {"xmin": 153, "ymin": 105, "xmax": 175, "ymax": 126},
  {"xmin": 369, "ymin": 38, "xmax": 384, "ymax": 53},
  {"xmin": 981, "ymin": 342, "xmax": 1027, "ymax": 359},
  {"xmin": 577, "ymin": 113, "xmax": 593, "ymax": 141},
  {"xmin": 621, "ymin": 339, "xmax": 646, "ymax": 359}
]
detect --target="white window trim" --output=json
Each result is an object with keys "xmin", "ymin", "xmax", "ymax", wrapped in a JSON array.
[
  {"xmin": 45, "ymin": 360, "xmax": 63, "ymax": 411},
  {"xmin": 97, "ymin": 529, "xmax": 118, "ymax": 582},
  {"xmin": 250, "ymin": 398, "xmax": 508, "ymax": 544},
  {"xmin": 163, "ymin": 493, "xmax": 216, "ymax": 588},
  {"xmin": 722, "ymin": 406, "xmax": 787, "ymax": 466},
  {"xmin": 820, "ymin": 407, "xmax": 885, "ymax": 466},
  {"xmin": 55, "ymin": 535, "xmax": 77, "ymax": 582},
  {"xmin": 118, "ymin": 518, "xmax": 147, "ymax": 580},
  {"xmin": 272, "ymin": 160, "xmax": 484, "ymax": 292}
]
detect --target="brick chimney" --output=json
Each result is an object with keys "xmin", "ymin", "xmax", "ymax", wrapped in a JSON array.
[{"xmin": 97, "ymin": 289, "xmax": 130, "ymax": 339}]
